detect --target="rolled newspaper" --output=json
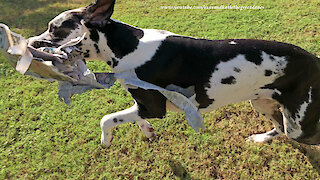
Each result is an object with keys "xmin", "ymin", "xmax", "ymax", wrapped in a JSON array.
[
  {"xmin": 0, "ymin": 23, "xmax": 77, "ymax": 82},
  {"xmin": 0, "ymin": 23, "xmax": 116, "ymax": 104},
  {"xmin": 0, "ymin": 23, "xmax": 205, "ymax": 132}
]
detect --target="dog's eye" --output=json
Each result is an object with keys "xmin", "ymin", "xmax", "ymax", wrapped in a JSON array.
[{"xmin": 49, "ymin": 25, "xmax": 56, "ymax": 33}]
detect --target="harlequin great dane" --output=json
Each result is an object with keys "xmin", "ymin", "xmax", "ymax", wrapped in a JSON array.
[{"xmin": 28, "ymin": 0, "xmax": 320, "ymax": 147}]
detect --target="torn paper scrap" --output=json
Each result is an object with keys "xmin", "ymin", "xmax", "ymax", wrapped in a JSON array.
[
  {"xmin": 166, "ymin": 84, "xmax": 195, "ymax": 98},
  {"xmin": 58, "ymin": 73, "xmax": 116, "ymax": 105},
  {"xmin": 58, "ymin": 81, "xmax": 100, "ymax": 106}
]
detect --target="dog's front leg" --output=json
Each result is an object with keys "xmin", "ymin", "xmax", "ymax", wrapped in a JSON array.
[{"xmin": 100, "ymin": 102, "xmax": 155, "ymax": 147}]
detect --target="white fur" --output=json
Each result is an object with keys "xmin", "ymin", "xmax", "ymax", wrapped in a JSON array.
[
  {"xmin": 274, "ymin": 89, "xmax": 282, "ymax": 95},
  {"xmin": 48, "ymin": 8, "xmax": 85, "ymax": 27},
  {"xmin": 204, "ymin": 52, "xmax": 287, "ymax": 112},
  {"xmin": 97, "ymin": 31, "xmax": 114, "ymax": 60},
  {"xmin": 247, "ymin": 128, "xmax": 279, "ymax": 143},
  {"xmin": 100, "ymin": 102, "xmax": 155, "ymax": 147}
]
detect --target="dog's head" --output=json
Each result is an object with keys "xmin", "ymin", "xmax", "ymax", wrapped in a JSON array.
[{"xmin": 29, "ymin": 0, "xmax": 116, "ymax": 59}]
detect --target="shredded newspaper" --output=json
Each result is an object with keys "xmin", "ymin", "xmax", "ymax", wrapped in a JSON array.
[{"xmin": 0, "ymin": 23, "xmax": 205, "ymax": 132}]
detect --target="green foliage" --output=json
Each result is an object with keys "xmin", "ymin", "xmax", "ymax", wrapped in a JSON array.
[{"xmin": 0, "ymin": 0, "xmax": 319, "ymax": 179}]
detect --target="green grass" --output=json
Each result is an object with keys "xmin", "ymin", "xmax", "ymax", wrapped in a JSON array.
[{"xmin": 1, "ymin": 0, "xmax": 320, "ymax": 179}]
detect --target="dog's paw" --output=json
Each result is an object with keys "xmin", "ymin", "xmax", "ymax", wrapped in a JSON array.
[
  {"xmin": 144, "ymin": 129, "xmax": 156, "ymax": 139},
  {"xmin": 137, "ymin": 120, "xmax": 156, "ymax": 138},
  {"xmin": 246, "ymin": 134, "xmax": 272, "ymax": 143},
  {"xmin": 101, "ymin": 132, "xmax": 113, "ymax": 148}
]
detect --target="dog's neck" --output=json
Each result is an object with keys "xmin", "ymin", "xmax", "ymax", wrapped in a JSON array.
[{"xmin": 81, "ymin": 19, "xmax": 144, "ymax": 65}]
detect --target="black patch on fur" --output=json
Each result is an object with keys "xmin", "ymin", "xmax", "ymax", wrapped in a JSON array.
[
  {"xmin": 49, "ymin": 14, "xmax": 81, "ymax": 42},
  {"xmin": 269, "ymin": 55, "xmax": 275, "ymax": 61},
  {"xmin": 269, "ymin": 130, "xmax": 279, "ymax": 136},
  {"xmin": 128, "ymin": 88, "xmax": 166, "ymax": 119},
  {"xmin": 94, "ymin": 44, "xmax": 100, "ymax": 54},
  {"xmin": 265, "ymin": 70, "xmax": 273, "ymax": 76},
  {"xmin": 234, "ymin": 67, "xmax": 241, "ymax": 73},
  {"xmin": 112, "ymin": 58, "xmax": 118, "ymax": 68},
  {"xmin": 195, "ymin": 84, "xmax": 215, "ymax": 108},
  {"xmin": 95, "ymin": 20, "xmax": 144, "ymax": 59},
  {"xmin": 245, "ymin": 50, "xmax": 263, "ymax": 65},
  {"xmin": 89, "ymin": 29, "xmax": 100, "ymax": 42},
  {"xmin": 221, "ymin": 76, "xmax": 236, "ymax": 84},
  {"xmin": 84, "ymin": 50, "xmax": 90, "ymax": 58}
]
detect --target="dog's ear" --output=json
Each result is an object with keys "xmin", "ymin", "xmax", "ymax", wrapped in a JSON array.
[{"xmin": 84, "ymin": 0, "xmax": 116, "ymax": 27}]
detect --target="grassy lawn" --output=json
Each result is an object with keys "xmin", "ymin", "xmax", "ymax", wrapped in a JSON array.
[{"xmin": 0, "ymin": 0, "xmax": 319, "ymax": 179}]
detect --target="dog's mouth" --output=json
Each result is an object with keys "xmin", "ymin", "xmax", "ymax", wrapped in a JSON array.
[
  {"xmin": 30, "ymin": 40, "xmax": 58, "ymax": 49},
  {"xmin": 28, "ymin": 33, "xmax": 67, "ymax": 49}
]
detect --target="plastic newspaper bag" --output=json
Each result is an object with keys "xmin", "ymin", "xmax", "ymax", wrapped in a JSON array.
[{"xmin": 0, "ymin": 23, "xmax": 205, "ymax": 132}]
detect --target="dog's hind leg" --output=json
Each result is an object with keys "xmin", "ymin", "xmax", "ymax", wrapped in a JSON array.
[
  {"xmin": 247, "ymin": 99, "xmax": 284, "ymax": 143},
  {"xmin": 280, "ymin": 86, "xmax": 320, "ymax": 145},
  {"xmin": 100, "ymin": 103, "xmax": 155, "ymax": 147}
]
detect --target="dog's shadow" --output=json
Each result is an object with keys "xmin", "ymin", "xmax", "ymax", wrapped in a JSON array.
[
  {"xmin": 289, "ymin": 141, "xmax": 320, "ymax": 174},
  {"xmin": 168, "ymin": 159, "xmax": 192, "ymax": 180}
]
